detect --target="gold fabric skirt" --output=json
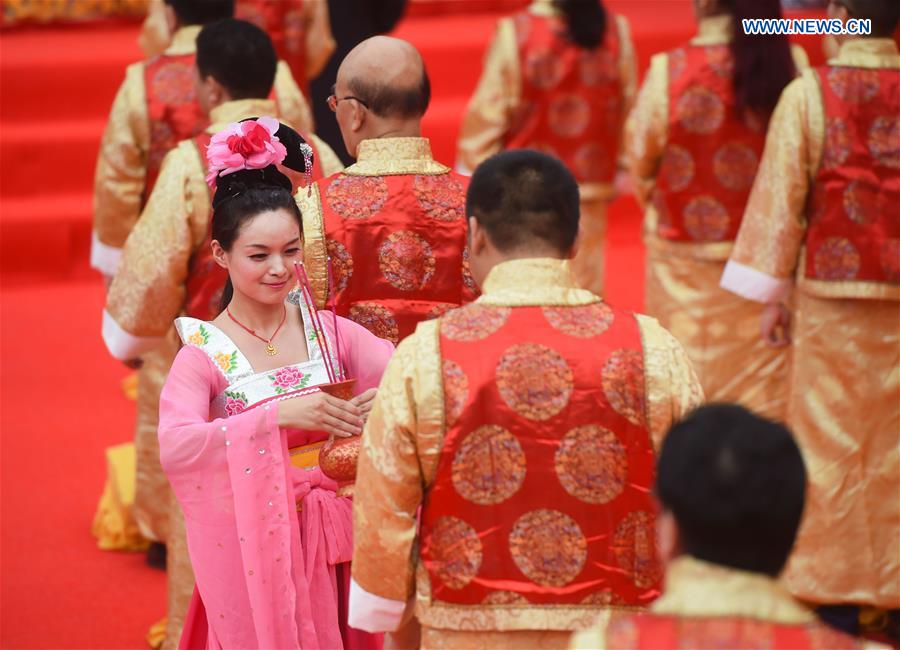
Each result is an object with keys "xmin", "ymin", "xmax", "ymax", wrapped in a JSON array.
[
  {"xmin": 783, "ymin": 291, "xmax": 900, "ymax": 608},
  {"xmin": 644, "ymin": 243, "xmax": 789, "ymax": 421}
]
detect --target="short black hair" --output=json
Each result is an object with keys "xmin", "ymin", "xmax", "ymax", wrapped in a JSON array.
[
  {"xmin": 196, "ymin": 19, "xmax": 277, "ymax": 100},
  {"xmin": 657, "ymin": 404, "xmax": 807, "ymax": 577},
  {"xmin": 839, "ymin": 0, "xmax": 900, "ymax": 37},
  {"xmin": 347, "ymin": 68, "xmax": 431, "ymax": 119},
  {"xmin": 466, "ymin": 150, "xmax": 580, "ymax": 254},
  {"xmin": 164, "ymin": 0, "xmax": 233, "ymax": 26}
]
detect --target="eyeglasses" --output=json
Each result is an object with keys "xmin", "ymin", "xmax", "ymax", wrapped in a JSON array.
[{"xmin": 327, "ymin": 85, "xmax": 369, "ymax": 112}]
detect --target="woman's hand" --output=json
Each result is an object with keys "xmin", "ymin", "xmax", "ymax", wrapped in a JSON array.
[
  {"xmin": 351, "ymin": 388, "xmax": 378, "ymax": 423},
  {"xmin": 277, "ymin": 391, "xmax": 363, "ymax": 438}
]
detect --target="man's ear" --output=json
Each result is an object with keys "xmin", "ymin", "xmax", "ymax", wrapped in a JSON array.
[
  {"xmin": 351, "ymin": 100, "xmax": 367, "ymax": 133},
  {"xmin": 567, "ymin": 230, "xmax": 581, "ymax": 261},
  {"xmin": 468, "ymin": 216, "xmax": 486, "ymax": 255},
  {"xmin": 211, "ymin": 240, "xmax": 229, "ymax": 269}
]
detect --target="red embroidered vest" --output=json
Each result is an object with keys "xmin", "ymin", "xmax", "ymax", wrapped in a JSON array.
[
  {"xmin": 598, "ymin": 613, "xmax": 866, "ymax": 649},
  {"xmin": 505, "ymin": 12, "xmax": 623, "ymax": 185},
  {"xmin": 143, "ymin": 53, "xmax": 208, "ymax": 204},
  {"xmin": 420, "ymin": 302, "xmax": 659, "ymax": 608},
  {"xmin": 804, "ymin": 65, "xmax": 900, "ymax": 284},
  {"xmin": 237, "ymin": 0, "xmax": 307, "ymax": 91},
  {"xmin": 319, "ymin": 172, "xmax": 475, "ymax": 344},
  {"xmin": 185, "ymin": 131, "xmax": 326, "ymax": 320},
  {"xmin": 651, "ymin": 44, "xmax": 766, "ymax": 243}
]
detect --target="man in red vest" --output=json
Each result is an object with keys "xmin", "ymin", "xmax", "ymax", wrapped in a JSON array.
[
  {"xmin": 349, "ymin": 150, "xmax": 704, "ymax": 649},
  {"xmin": 572, "ymin": 404, "xmax": 879, "ymax": 650},
  {"xmin": 721, "ymin": 0, "xmax": 899, "ymax": 634},
  {"xmin": 101, "ymin": 19, "xmax": 342, "ymax": 650},
  {"xmin": 93, "ymin": 0, "xmax": 314, "ymax": 283},
  {"xmin": 298, "ymin": 36, "xmax": 476, "ymax": 345}
]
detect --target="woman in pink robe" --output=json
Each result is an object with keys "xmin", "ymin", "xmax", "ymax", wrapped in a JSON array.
[{"xmin": 157, "ymin": 118, "xmax": 393, "ymax": 649}]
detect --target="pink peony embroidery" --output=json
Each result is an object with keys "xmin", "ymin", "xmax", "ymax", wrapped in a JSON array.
[
  {"xmin": 224, "ymin": 392, "xmax": 248, "ymax": 415},
  {"xmin": 206, "ymin": 116, "xmax": 287, "ymax": 186},
  {"xmin": 272, "ymin": 367, "xmax": 304, "ymax": 389}
]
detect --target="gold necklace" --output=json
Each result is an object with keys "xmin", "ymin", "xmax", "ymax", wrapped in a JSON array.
[{"xmin": 226, "ymin": 305, "xmax": 287, "ymax": 356}]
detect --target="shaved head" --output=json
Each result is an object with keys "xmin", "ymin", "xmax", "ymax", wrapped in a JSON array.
[{"xmin": 337, "ymin": 36, "xmax": 430, "ymax": 118}]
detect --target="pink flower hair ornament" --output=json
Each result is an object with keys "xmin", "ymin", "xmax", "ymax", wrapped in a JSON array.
[{"xmin": 206, "ymin": 116, "xmax": 288, "ymax": 187}]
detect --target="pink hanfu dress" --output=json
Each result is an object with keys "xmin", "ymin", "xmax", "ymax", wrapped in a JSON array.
[{"xmin": 159, "ymin": 290, "xmax": 393, "ymax": 649}]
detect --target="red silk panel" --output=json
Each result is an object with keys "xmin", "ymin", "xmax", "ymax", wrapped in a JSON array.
[
  {"xmin": 319, "ymin": 172, "xmax": 475, "ymax": 344},
  {"xmin": 805, "ymin": 66, "xmax": 900, "ymax": 284},
  {"xmin": 421, "ymin": 302, "xmax": 659, "ymax": 607},
  {"xmin": 652, "ymin": 44, "xmax": 766, "ymax": 243},
  {"xmin": 237, "ymin": 0, "xmax": 307, "ymax": 91},
  {"xmin": 143, "ymin": 52, "xmax": 208, "ymax": 205},
  {"xmin": 505, "ymin": 12, "xmax": 623, "ymax": 185}
]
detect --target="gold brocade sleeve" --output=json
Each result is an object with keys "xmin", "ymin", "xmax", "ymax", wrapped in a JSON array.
[
  {"xmin": 297, "ymin": 182, "xmax": 328, "ymax": 308},
  {"xmin": 93, "ymin": 62, "xmax": 150, "ymax": 252},
  {"xmin": 138, "ymin": 0, "xmax": 170, "ymax": 58},
  {"xmin": 637, "ymin": 314, "xmax": 705, "ymax": 452},
  {"xmin": 456, "ymin": 17, "xmax": 520, "ymax": 173},
  {"xmin": 352, "ymin": 320, "xmax": 445, "ymax": 601},
  {"xmin": 730, "ymin": 73, "xmax": 820, "ymax": 282},
  {"xmin": 308, "ymin": 133, "xmax": 345, "ymax": 177},
  {"xmin": 616, "ymin": 14, "xmax": 638, "ymax": 170},
  {"xmin": 303, "ymin": 0, "xmax": 335, "ymax": 81},
  {"xmin": 625, "ymin": 53, "xmax": 668, "ymax": 209},
  {"xmin": 790, "ymin": 43, "xmax": 811, "ymax": 71},
  {"xmin": 274, "ymin": 61, "xmax": 315, "ymax": 134},
  {"xmin": 107, "ymin": 144, "xmax": 206, "ymax": 337}
]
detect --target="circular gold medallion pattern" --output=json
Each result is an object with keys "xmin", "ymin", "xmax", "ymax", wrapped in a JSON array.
[
  {"xmin": 828, "ymin": 67, "xmax": 880, "ymax": 103},
  {"xmin": 676, "ymin": 86, "xmax": 724, "ymax": 134},
  {"xmin": 660, "ymin": 145, "xmax": 694, "ymax": 192},
  {"xmin": 842, "ymin": 179, "xmax": 878, "ymax": 225},
  {"xmin": 542, "ymin": 303, "xmax": 614, "ymax": 338},
  {"xmin": 442, "ymin": 359, "xmax": 470, "ymax": 428},
  {"xmin": 822, "ymin": 118, "xmax": 851, "ymax": 169},
  {"xmin": 713, "ymin": 142, "xmax": 758, "ymax": 191},
  {"xmin": 683, "ymin": 195, "xmax": 731, "ymax": 241},
  {"xmin": 867, "ymin": 115, "xmax": 900, "ymax": 169},
  {"xmin": 413, "ymin": 174, "xmax": 466, "ymax": 221},
  {"xmin": 326, "ymin": 175, "xmax": 389, "ymax": 219},
  {"xmin": 813, "ymin": 237, "xmax": 861, "ymax": 280},
  {"xmin": 452, "ymin": 425, "xmax": 526, "ymax": 505},
  {"xmin": 555, "ymin": 425, "xmax": 628, "ymax": 504},
  {"xmin": 496, "ymin": 343, "xmax": 574, "ymax": 421},
  {"xmin": 548, "ymin": 94, "xmax": 591, "ymax": 138},
  {"xmin": 509, "ymin": 509, "xmax": 587, "ymax": 587},
  {"xmin": 325, "ymin": 239, "xmax": 353, "ymax": 293},
  {"xmin": 611, "ymin": 511, "xmax": 661, "ymax": 589},
  {"xmin": 428, "ymin": 516, "xmax": 483, "ymax": 590},
  {"xmin": 441, "ymin": 304, "xmax": 510, "ymax": 342},
  {"xmin": 602, "ymin": 348, "xmax": 646, "ymax": 426},
  {"xmin": 348, "ymin": 303, "xmax": 400, "ymax": 344}
]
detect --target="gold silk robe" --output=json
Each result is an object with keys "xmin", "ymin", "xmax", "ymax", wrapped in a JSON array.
[
  {"xmin": 102, "ymin": 97, "xmax": 342, "ymax": 649},
  {"xmin": 626, "ymin": 15, "xmax": 810, "ymax": 422},
  {"xmin": 350, "ymin": 259, "xmax": 704, "ymax": 650},
  {"xmin": 720, "ymin": 39, "xmax": 900, "ymax": 610},
  {"xmin": 92, "ymin": 25, "xmax": 315, "ymax": 278},
  {"xmin": 456, "ymin": 0, "xmax": 638, "ymax": 296},
  {"xmin": 570, "ymin": 556, "xmax": 888, "ymax": 650},
  {"xmin": 138, "ymin": 0, "xmax": 335, "ymax": 83}
]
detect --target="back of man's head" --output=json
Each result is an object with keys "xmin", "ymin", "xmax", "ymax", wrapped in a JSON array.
[
  {"xmin": 196, "ymin": 19, "xmax": 277, "ymax": 101},
  {"xmin": 466, "ymin": 150, "xmax": 580, "ymax": 255},
  {"xmin": 657, "ymin": 404, "xmax": 807, "ymax": 577},
  {"xmin": 837, "ymin": 0, "xmax": 899, "ymax": 37},
  {"xmin": 164, "ymin": 0, "xmax": 233, "ymax": 26}
]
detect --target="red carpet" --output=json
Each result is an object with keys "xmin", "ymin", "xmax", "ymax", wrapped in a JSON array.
[{"xmin": 0, "ymin": 2, "xmax": 825, "ymax": 647}]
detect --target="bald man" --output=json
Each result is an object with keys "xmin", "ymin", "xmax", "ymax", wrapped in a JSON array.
[{"xmin": 297, "ymin": 36, "xmax": 477, "ymax": 346}]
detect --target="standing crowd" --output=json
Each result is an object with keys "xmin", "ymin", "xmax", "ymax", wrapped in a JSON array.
[{"xmin": 90, "ymin": 0, "xmax": 899, "ymax": 648}]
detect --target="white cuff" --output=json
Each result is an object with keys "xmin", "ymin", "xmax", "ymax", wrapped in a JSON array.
[
  {"xmin": 454, "ymin": 161, "xmax": 473, "ymax": 177},
  {"xmin": 102, "ymin": 310, "xmax": 164, "ymax": 360},
  {"xmin": 720, "ymin": 259, "xmax": 791, "ymax": 304},
  {"xmin": 90, "ymin": 232, "xmax": 123, "ymax": 277},
  {"xmin": 347, "ymin": 578, "xmax": 408, "ymax": 632}
]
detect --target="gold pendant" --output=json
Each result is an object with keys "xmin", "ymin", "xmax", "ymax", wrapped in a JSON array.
[{"xmin": 266, "ymin": 342, "xmax": 277, "ymax": 356}]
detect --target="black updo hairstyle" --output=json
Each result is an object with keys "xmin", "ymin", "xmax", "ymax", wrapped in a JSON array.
[{"xmin": 210, "ymin": 118, "xmax": 314, "ymax": 310}]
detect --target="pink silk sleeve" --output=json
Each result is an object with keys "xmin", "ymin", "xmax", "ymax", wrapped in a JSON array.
[{"xmin": 158, "ymin": 346, "xmax": 321, "ymax": 649}]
